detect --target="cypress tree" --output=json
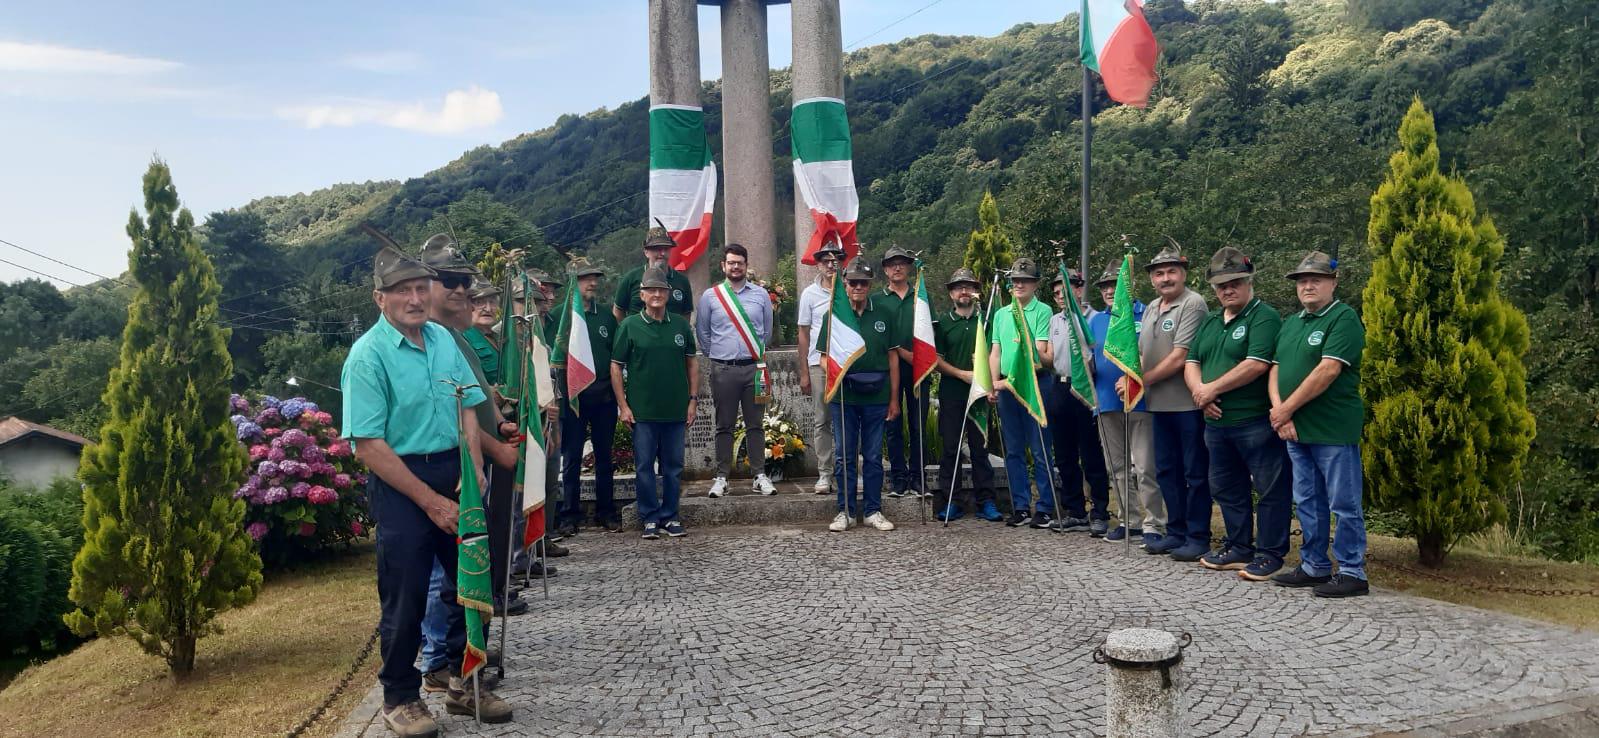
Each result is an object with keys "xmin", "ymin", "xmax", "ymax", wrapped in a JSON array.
[
  {"xmin": 66, "ymin": 160, "xmax": 262, "ymax": 675},
  {"xmin": 964, "ymin": 190, "xmax": 1015, "ymax": 289},
  {"xmin": 1361, "ymin": 99, "xmax": 1536, "ymax": 567}
]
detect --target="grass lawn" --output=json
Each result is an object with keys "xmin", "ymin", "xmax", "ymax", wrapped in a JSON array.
[
  {"xmin": 0, "ymin": 543, "xmax": 379, "ymax": 738},
  {"xmin": 1365, "ymin": 532, "xmax": 1599, "ymax": 631}
]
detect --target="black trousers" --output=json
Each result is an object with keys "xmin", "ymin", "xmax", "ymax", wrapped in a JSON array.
[
  {"xmin": 936, "ymin": 396, "xmax": 996, "ymax": 512},
  {"xmin": 370, "ymin": 452, "xmax": 465, "ymax": 708},
  {"xmin": 884, "ymin": 359, "xmax": 931, "ymax": 491},
  {"xmin": 486, "ymin": 459, "xmax": 514, "ymax": 600},
  {"xmin": 1047, "ymin": 381, "xmax": 1111, "ymax": 520}
]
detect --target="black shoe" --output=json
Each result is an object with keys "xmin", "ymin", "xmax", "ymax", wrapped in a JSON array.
[
  {"xmin": 603, "ymin": 518, "xmax": 624, "ymax": 533},
  {"xmin": 1051, "ymin": 516, "xmax": 1090, "ymax": 532},
  {"xmin": 1005, "ymin": 510, "xmax": 1032, "ymax": 527},
  {"xmin": 1029, "ymin": 512, "xmax": 1054, "ymax": 529},
  {"xmin": 542, "ymin": 540, "xmax": 570, "ymax": 558},
  {"xmin": 555, "ymin": 523, "xmax": 578, "ymax": 538},
  {"xmin": 1271, "ymin": 568, "xmax": 1332, "ymax": 588},
  {"xmin": 1089, "ymin": 519, "xmax": 1109, "ymax": 538},
  {"xmin": 1313, "ymin": 573, "xmax": 1370, "ymax": 598},
  {"xmin": 493, "ymin": 595, "xmax": 528, "ymax": 617},
  {"xmin": 526, "ymin": 562, "xmax": 558, "ymax": 577}
]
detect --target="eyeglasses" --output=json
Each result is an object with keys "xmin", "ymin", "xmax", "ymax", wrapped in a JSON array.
[
  {"xmin": 437, "ymin": 275, "xmax": 471, "ymax": 290},
  {"xmin": 845, "ymin": 280, "xmax": 870, "ymax": 288},
  {"xmin": 818, "ymin": 258, "xmax": 839, "ymax": 266}
]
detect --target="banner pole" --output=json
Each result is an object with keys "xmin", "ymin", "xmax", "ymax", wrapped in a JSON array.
[
  {"xmin": 1123, "ymin": 409, "xmax": 1133, "ymax": 556},
  {"xmin": 943, "ymin": 418, "xmax": 967, "ymax": 528},
  {"xmin": 1081, "ymin": 64, "xmax": 1093, "ymax": 300}
]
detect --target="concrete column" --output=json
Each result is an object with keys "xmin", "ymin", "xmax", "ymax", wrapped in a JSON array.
[
  {"xmin": 719, "ymin": 0, "xmax": 778, "ymax": 282},
  {"xmin": 649, "ymin": 0, "xmax": 711, "ymax": 298},
  {"xmin": 790, "ymin": 0, "xmax": 844, "ymax": 289},
  {"xmin": 1100, "ymin": 628, "xmax": 1189, "ymax": 738}
]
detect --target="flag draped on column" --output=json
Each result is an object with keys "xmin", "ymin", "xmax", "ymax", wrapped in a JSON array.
[
  {"xmin": 792, "ymin": 97, "xmax": 861, "ymax": 266},
  {"xmin": 1080, "ymin": 0, "xmax": 1161, "ymax": 108},
  {"xmin": 649, "ymin": 104, "xmax": 717, "ymax": 271}
]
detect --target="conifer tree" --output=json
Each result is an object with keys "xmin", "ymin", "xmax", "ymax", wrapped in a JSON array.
[
  {"xmin": 1361, "ymin": 99, "xmax": 1536, "ymax": 567},
  {"xmin": 964, "ymin": 190, "xmax": 1015, "ymax": 289},
  {"xmin": 66, "ymin": 160, "xmax": 262, "ymax": 675}
]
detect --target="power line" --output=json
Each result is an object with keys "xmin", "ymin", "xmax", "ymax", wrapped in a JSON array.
[
  {"xmin": 845, "ymin": 0, "xmax": 951, "ymax": 50},
  {"xmin": 0, "ymin": 237, "xmax": 130, "ymax": 287},
  {"xmin": 0, "ymin": 256, "xmax": 86, "ymax": 288}
]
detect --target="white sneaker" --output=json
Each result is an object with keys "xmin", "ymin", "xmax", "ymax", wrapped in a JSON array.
[
  {"xmin": 708, "ymin": 477, "xmax": 728, "ymax": 498},
  {"xmin": 828, "ymin": 512, "xmax": 851, "ymax": 532},
  {"xmin": 753, "ymin": 474, "xmax": 777, "ymax": 495},
  {"xmin": 813, "ymin": 477, "xmax": 831, "ymax": 495},
  {"xmin": 865, "ymin": 512, "xmax": 896, "ymax": 531}
]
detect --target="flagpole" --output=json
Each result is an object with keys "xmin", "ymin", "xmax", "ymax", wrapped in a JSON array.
[
  {"xmin": 1081, "ymin": 66, "xmax": 1093, "ymax": 297},
  {"xmin": 942, "ymin": 415, "xmax": 967, "ymax": 529},
  {"xmin": 1123, "ymin": 408, "xmax": 1133, "ymax": 556}
]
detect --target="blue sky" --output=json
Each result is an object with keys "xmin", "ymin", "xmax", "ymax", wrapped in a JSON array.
[{"xmin": 0, "ymin": 0, "xmax": 1069, "ymax": 285}]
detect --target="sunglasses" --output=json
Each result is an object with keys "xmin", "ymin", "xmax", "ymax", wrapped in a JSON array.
[
  {"xmin": 845, "ymin": 280, "xmax": 871, "ymax": 288},
  {"xmin": 438, "ymin": 275, "xmax": 472, "ymax": 290}
]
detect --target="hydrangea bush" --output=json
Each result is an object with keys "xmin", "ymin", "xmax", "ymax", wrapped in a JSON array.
[{"xmin": 229, "ymin": 394, "xmax": 370, "ymax": 565}]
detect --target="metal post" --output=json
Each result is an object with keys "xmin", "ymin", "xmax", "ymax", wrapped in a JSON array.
[
  {"xmin": 942, "ymin": 419, "xmax": 968, "ymax": 528},
  {"xmin": 916, "ymin": 401, "xmax": 928, "ymax": 525}
]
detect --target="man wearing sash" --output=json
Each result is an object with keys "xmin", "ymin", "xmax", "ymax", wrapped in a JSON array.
[{"xmin": 696, "ymin": 243, "xmax": 777, "ymax": 497}]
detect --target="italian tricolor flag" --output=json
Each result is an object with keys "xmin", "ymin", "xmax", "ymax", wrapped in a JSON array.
[
  {"xmin": 649, "ymin": 104, "xmax": 717, "ymax": 271},
  {"xmin": 521, "ymin": 309, "xmax": 555, "ymax": 548},
  {"xmin": 792, "ymin": 97, "xmax": 860, "ymax": 266},
  {"xmin": 821, "ymin": 271, "xmax": 866, "ymax": 402},
  {"xmin": 910, "ymin": 264, "xmax": 937, "ymax": 394},
  {"xmin": 1080, "ymin": 0, "xmax": 1160, "ymax": 108},
  {"xmin": 553, "ymin": 275, "xmax": 596, "ymax": 410}
]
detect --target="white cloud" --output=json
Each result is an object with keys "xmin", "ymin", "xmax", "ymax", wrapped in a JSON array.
[
  {"xmin": 0, "ymin": 41, "xmax": 180, "ymax": 75},
  {"xmin": 339, "ymin": 51, "xmax": 424, "ymax": 73},
  {"xmin": 277, "ymin": 86, "xmax": 504, "ymax": 135}
]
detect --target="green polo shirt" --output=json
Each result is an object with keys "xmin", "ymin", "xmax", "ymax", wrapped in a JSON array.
[
  {"xmin": 1275, "ymin": 300, "xmax": 1365, "ymax": 446},
  {"xmin": 463, "ymin": 327, "xmax": 500, "ymax": 386},
  {"xmin": 551, "ymin": 300, "xmax": 619, "ymax": 399},
  {"xmin": 870, "ymin": 285, "xmax": 914, "ymax": 350},
  {"xmin": 989, "ymin": 297, "xmax": 1053, "ymax": 376},
  {"xmin": 613, "ymin": 263, "xmax": 693, "ymax": 316},
  {"xmin": 820, "ymin": 298, "xmax": 899, "ymax": 405},
  {"xmin": 612, "ymin": 310, "xmax": 697, "ymax": 422},
  {"xmin": 341, "ymin": 316, "xmax": 486, "ymax": 456},
  {"xmin": 934, "ymin": 308, "xmax": 980, "ymax": 402},
  {"xmin": 1186, "ymin": 298, "xmax": 1281, "ymax": 426}
]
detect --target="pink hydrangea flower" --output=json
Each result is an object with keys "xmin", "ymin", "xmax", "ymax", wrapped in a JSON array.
[
  {"xmin": 267, "ymin": 447, "xmax": 287, "ymax": 462},
  {"xmin": 291, "ymin": 482, "xmax": 311, "ymax": 498},
  {"xmin": 247, "ymin": 521, "xmax": 269, "ymax": 541},
  {"xmin": 249, "ymin": 444, "xmax": 269, "ymax": 461},
  {"xmin": 308, "ymin": 485, "xmax": 337, "ymax": 505},
  {"xmin": 315, "ymin": 411, "xmax": 334, "ymax": 425},
  {"xmin": 350, "ymin": 520, "xmax": 365, "ymax": 536},
  {"xmin": 332, "ymin": 473, "xmax": 353, "ymax": 489},
  {"xmin": 264, "ymin": 427, "xmax": 283, "ymax": 438},
  {"xmin": 298, "ymin": 522, "xmax": 316, "ymax": 537}
]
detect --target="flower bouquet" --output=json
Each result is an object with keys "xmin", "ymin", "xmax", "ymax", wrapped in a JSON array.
[{"xmin": 734, "ymin": 400, "xmax": 806, "ymax": 480}]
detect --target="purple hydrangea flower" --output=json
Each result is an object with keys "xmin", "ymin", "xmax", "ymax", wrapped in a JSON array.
[
  {"xmin": 256, "ymin": 407, "xmax": 284, "ymax": 426},
  {"xmin": 281, "ymin": 399, "xmax": 307, "ymax": 420},
  {"xmin": 281, "ymin": 429, "xmax": 311, "ymax": 448},
  {"xmin": 235, "ymin": 421, "xmax": 263, "ymax": 441},
  {"xmin": 303, "ymin": 401, "xmax": 320, "ymax": 414},
  {"xmin": 233, "ymin": 486, "xmax": 249, "ymax": 499},
  {"xmin": 267, "ymin": 447, "xmax": 287, "ymax": 462},
  {"xmin": 230, "ymin": 414, "xmax": 248, "ymax": 427},
  {"xmin": 257, "ymin": 461, "xmax": 279, "ymax": 479},
  {"xmin": 332, "ymin": 473, "xmax": 353, "ymax": 489},
  {"xmin": 291, "ymin": 481, "xmax": 311, "ymax": 498},
  {"xmin": 264, "ymin": 486, "xmax": 289, "ymax": 504},
  {"xmin": 246, "ymin": 521, "xmax": 269, "ymax": 541},
  {"xmin": 230, "ymin": 394, "xmax": 250, "ymax": 413},
  {"xmin": 300, "ymin": 445, "xmax": 325, "ymax": 463},
  {"xmin": 261, "ymin": 395, "xmax": 282, "ymax": 410}
]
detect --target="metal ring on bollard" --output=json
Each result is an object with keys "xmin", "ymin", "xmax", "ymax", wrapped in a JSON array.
[{"xmin": 1094, "ymin": 632, "xmax": 1191, "ymax": 689}]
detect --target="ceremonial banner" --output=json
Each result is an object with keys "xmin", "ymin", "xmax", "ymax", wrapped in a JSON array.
[
  {"xmin": 456, "ymin": 437, "xmax": 492, "ymax": 678},
  {"xmin": 1004, "ymin": 298, "xmax": 1049, "ymax": 426},
  {"xmin": 964, "ymin": 297, "xmax": 993, "ymax": 438},
  {"xmin": 1058, "ymin": 260, "xmax": 1098, "ymax": 410},
  {"xmin": 1105, "ymin": 253, "xmax": 1145, "ymax": 409}
]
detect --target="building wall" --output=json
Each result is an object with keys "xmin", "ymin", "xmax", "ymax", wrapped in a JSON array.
[{"xmin": 0, "ymin": 436, "xmax": 82, "ymax": 488}]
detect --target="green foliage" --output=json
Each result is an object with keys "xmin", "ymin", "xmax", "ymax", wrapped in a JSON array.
[
  {"xmin": 963, "ymin": 191, "xmax": 1015, "ymax": 288},
  {"xmin": 1361, "ymin": 99, "xmax": 1535, "ymax": 567},
  {"xmin": 201, "ymin": 210, "xmax": 297, "ymax": 385},
  {"xmin": 19, "ymin": 337, "xmax": 119, "ymax": 440},
  {"xmin": 257, "ymin": 334, "xmax": 349, "ymax": 421},
  {"xmin": 422, "ymin": 190, "xmax": 561, "ymax": 275},
  {"xmin": 0, "ymin": 479, "xmax": 84, "ymax": 655},
  {"xmin": 66, "ymin": 160, "xmax": 263, "ymax": 676}
]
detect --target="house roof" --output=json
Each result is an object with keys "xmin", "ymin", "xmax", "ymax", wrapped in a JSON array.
[{"xmin": 0, "ymin": 416, "xmax": 90, "ymax": 450}]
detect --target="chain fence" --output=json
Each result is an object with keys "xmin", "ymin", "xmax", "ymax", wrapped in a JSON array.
[{"xmin": 286, "ymin": 625, "xmax": 381, "ymax": 738}]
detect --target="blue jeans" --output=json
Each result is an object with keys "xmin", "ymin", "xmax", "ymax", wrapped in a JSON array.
[
  {"xmin": 883, "ymin": 359, "xmax": 930, "ymax": 492},
  {"xmin": 633, "ymin": 421, "xmax": 686, "ymax": 525},
  {"xmin": 561, "ymin": 395, "xmax": 618, "ymax": 527},
  {"xmin": 831, "ymin": 400, "xmax": 887, "ymax": 517},
  {"xmin": 1288, "ymin": 442, "xmax": 1367, "ymax": 580},
  {"xmin": 417, "ymin": 561, "xmax": 449, "ymax": 674},
  {"xmin": 1152, "ymin": 409, "xmax": 1211, "ymax": 547},
  {"xmin": 997, "ymin": 378, "xmax": 1056, "ymax": 515},
  {"xmin": 1205, "ymin": 417, "xmax": 1293, "ymax": 561}
]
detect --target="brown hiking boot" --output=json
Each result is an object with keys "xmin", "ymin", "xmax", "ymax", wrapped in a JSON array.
[
  {"xmin": 427, "ymin": 665, "xmax": 498, "ymax": 692},
  {"xmin": 381, "ymin": 700, "xmax": 439, "ymax": 737},
  {"xmin": 446, "ymin": 675, "xmax": 514, "ymax": 723}
]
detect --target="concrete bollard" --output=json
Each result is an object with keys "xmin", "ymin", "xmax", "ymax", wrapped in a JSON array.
[{"xmin": 1096, "ymin": 628, "xmax": 1191, "ymax": 738}]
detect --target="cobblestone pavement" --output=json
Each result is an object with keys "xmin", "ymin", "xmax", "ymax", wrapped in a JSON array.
[{"xmin": 338, "ymin": 523, "xmax": 1599, "ymax": 737}]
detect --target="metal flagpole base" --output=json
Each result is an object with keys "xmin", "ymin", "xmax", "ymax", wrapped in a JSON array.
[
  {"xmin": 540, "ymin": 542, "xmax": 549, "ymax": 599},
  {"xmin": 942, "ymin": 419, "xmax": 970, "ymax": 528},
  {"xmin": 473, "ymin": 671, "xmax": 482, "ymax": 725}
]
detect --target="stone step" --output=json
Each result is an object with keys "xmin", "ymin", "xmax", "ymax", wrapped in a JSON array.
[{"xmin": 618, "ymin": 489, "xmax": 948, "ymax": 529}]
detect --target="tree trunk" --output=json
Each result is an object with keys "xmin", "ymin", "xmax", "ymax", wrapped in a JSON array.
[
  {"xmin": 1416, "ymin": 531, "xmax": 1448, "ymax": 568},
  {"xmin": 168, "ymin": 634, "xmax": 196, "ymax": 677}
]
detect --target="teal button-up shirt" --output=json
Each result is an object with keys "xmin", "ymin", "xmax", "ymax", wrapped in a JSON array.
[{"xmin": 341, "ymin": 315, "xmax": 486, "ymax": 456}]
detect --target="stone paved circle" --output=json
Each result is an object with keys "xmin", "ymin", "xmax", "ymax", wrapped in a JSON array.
[{"xmin": 338, "ymin": 523, "xmax": 1599, "ymax": 737}]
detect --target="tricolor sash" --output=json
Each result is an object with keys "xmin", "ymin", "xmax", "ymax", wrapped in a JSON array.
[{"xmin": 712, "ymin": 280, "xmax": 771, "ymax": 402}]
